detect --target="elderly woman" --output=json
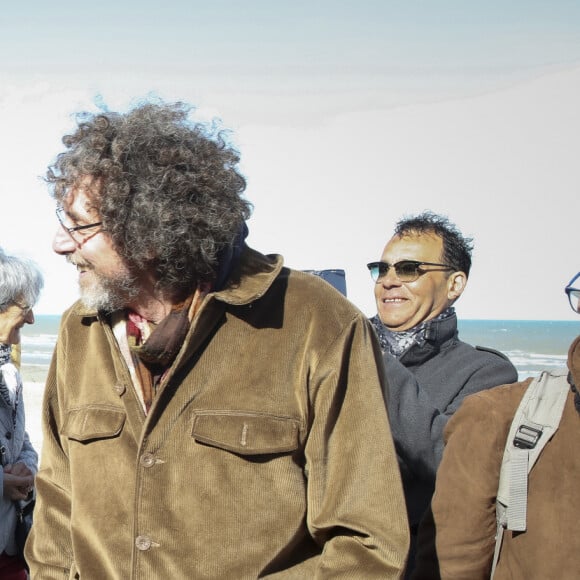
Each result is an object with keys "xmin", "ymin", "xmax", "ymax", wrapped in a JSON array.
[{"xmin": 0, "ymin": 247, "xmax": 43, "ymax": 580}]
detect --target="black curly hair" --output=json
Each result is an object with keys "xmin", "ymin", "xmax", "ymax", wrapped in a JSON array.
[
  {"xmin": 47, "ymin": 100, "xmax": 252, "ymax": 298},
  {"xmin": 394, "ymin": 211, "xmax": 473, "ymax": 277}
]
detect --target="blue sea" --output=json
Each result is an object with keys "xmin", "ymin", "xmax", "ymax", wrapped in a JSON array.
[
  {"xmin": 19, "ymin": 316, "xmax": 578, "ymax": 384},
  {"xmin": 457, "ymin": 320, "xmax": 577, "ymax": 379}
]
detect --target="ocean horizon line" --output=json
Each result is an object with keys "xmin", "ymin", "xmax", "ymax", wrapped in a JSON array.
[
  {"xmin": 30, "ymin": 314, "xmax": 579, "ymax": 322},
  {"xmin": 20, "ymin": 318, "xmax": 578, "ymax": 386}
]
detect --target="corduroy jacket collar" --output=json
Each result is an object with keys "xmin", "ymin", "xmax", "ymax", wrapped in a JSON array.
[{"xmin": 70, "ymin": 245, "xmax": 285, "ymax": 319}]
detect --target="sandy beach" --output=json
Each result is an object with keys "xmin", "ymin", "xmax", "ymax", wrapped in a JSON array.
[
  {"xmin": 22, "ymin": 382, "xmax": 44, "ymax": 456},
  {"xmin": 22, "ymin": 374, "xmax": 47, "ymax": 456}
]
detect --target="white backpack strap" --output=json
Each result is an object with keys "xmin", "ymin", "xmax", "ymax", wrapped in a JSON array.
[
  {"xmin": 491, "ymin": 369, "xmax": 569, "ymax": 578},
  {"xmin": 490, "ymin": 520, "xmax": 505, "ymax": 579}
]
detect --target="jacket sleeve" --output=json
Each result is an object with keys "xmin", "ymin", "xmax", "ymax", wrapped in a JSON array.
[
  {"xmin": 16, "ymin": 430, "xmax": 38, "ymax": 475},
  {"xmin": 411, "ymin": 387, "xmax": 517, "ymax": 580},
  {"xmin": 25, "ymin": 347, "xmax": 76, "ymax": 578},
  {"xmin": 383, "ymin": 351, "xmax": 517, "ymax": 481},
  {"xmin": 305, "ymin": 314, "xmax": 409, "ymax": 578}
]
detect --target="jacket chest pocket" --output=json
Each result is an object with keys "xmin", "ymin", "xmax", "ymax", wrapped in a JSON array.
[
  {"xmin": 191, "ymin": 411, "xmax": 302, "ymax": 456},
  {"xmin": 61, "ymin": 406, "xmax": 126, "ymax": 442}
]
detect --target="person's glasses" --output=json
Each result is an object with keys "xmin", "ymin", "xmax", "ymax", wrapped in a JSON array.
[
  {"xmin": 366, "ymin": 260, "xmax": 455, "ymax": 283},
  {"xmin": 12, "ymin": 301, "xmax": 32, "ymax": 316},
  {"xmin": 0, "ymin": 301, "xmax": 33, "ymax": 315},
  {"xmin": 56, "ymin": 205, "xmax": 103, "ymax": 243},
  {"xmin": 565, "ymin": 272, "xmax": 580, "ymax": 313}
]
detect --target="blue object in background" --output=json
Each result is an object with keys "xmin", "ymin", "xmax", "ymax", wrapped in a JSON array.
[{"xmin": 304, "ymin": 269, "xmax": 347, "ymax": 297}]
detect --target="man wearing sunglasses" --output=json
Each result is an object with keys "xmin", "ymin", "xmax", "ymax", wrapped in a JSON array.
[
  {"xmin": 367, "ymin": 211, "xmax": 517, "ymax": 576},
  {"xmin": 412, "ymin": 273, "xmax": 580, "ymax": 579}
]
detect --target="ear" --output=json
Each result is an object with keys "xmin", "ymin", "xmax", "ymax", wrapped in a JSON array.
[{"xmin": 447, "ymin": 271, "xmax": 467, "ymax": 301}]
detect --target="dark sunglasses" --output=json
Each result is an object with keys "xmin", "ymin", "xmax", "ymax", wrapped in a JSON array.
[{"xmin": 366, "ymin": 260, "xmax": 455, "ymax": 283}]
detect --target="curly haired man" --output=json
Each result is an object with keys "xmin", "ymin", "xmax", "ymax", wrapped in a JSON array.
[{"xmin": 26, "ymin": 101, "xmax": 409, "ymax": 579}]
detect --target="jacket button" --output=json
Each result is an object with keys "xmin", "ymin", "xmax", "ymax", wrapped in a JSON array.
[
  {"xmin": 135, "ymin": 535, "xmax": 152, "ymax": 551},
  {"xmin": 113, "ymin": 384, "xmax": 126, "ymax": 396},
  {"xmin": 140, "ymin": 453, "xmax": 156, "ymax": 468},
  {"xmin": 5, "ymin": 432, "xmax": 11, "ymax": 440}
]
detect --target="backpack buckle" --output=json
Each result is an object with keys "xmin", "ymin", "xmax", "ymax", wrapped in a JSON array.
[{"xmin": 513, "ymin": 424, "xmax": 543, "ymax": 449}]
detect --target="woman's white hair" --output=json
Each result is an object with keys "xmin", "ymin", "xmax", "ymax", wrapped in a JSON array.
[{"xmin": 0, "ymin": 247, "xmax": 44, "ymax": 312}]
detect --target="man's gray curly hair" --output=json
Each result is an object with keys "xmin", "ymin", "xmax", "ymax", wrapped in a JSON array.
[{"xmin": 47, "ymin": 101, "xmax": 252, "ymax": 298}]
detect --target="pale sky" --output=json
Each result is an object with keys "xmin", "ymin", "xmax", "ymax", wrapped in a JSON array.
[{"xmin": 1, "ymin": 0, "xmax": 579, "ymax": 319}]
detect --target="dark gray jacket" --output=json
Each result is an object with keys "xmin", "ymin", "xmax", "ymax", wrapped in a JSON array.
[{"xmin": 382, "ymin": 312, "xmax": 518, "ymax": 528}]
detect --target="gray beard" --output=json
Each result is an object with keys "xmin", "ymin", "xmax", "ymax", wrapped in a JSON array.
[{"xmin": 79, "ymin": 271, "xmax": 140, "ymax": 313}]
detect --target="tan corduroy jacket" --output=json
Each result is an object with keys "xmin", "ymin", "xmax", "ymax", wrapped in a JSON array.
[
  {"xmin": 412, "ymin": 336, "xmax": 580, "ymax": 580},
  {"xmin": 27, "ymin": 247, "xmax": 409, "ymax": 579}
]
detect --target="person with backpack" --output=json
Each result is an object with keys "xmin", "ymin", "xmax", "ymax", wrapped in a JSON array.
[{"xmin": 411, "ymin": 271, "xmax": 580, "ymax": 579}]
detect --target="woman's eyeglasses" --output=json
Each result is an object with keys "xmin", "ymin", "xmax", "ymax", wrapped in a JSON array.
[{"xmin": 0, "ymin": 301, "xmax": 33, "ymax": 315}]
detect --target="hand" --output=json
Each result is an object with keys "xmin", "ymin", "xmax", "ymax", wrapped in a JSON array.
[
  {"xmin": 7, "ymin": 462, "xmax": 33, "ymax": 478},
  {"xmin": 3, "ymin": 463, "xmax": 34, "ymax": 501}
]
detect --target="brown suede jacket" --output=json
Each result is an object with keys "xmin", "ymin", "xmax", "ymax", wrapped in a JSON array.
[
  {"xmin": 412, "ymin": 335, "xmax": 580, "ymax": 579},
  {"xmin": 26, "ymin": 246, "xmax": 409, "ymax": 579}
]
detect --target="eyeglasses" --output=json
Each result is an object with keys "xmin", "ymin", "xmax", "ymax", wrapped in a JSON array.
[
  {"xmin": 0, "ymin": 301, "xmax": 33, "ymax": 316},
  {"xmin": 56, "ymin": 205, "xmax": 103, "ymax": 243},
  {"xmin": 366, "ymin": 260, "xmax": 455, "ymax": 283},
  {"xmin": 565, "ymin": 272, "xmax": 580, "ymax": 313},
  {"xmin": 12, "ymin": 301, "xmax": 32, "ymax": 316}
]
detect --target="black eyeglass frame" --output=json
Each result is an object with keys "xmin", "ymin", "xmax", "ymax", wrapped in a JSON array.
[
  {"xmin": 565, "ymin": 272, "xmax": 580, "ymax": 313},
  {"xmin": 56, "ymin": 206, "xmax": 103, "ymax": 238},
  {"xmin": 366, "ymin": 260, "xmax": 455, "ymax": 283}
]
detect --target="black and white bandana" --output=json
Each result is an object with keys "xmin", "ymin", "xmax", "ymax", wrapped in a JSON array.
[{"xmin": 370, "ymin": 307, "xmax": 455, "ymax": 358}]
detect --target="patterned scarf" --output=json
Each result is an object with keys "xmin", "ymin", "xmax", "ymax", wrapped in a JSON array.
[
  {"xmin": 370, "ymin": 307, "xmax": 455, "ymax": 358},
  {"xmin": 0, "ymin": 343, "xmax": 21, "ymax": 410}
]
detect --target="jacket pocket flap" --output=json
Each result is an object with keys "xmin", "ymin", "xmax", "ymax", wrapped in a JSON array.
[
  {"xmin": 191, "ymin": 412, "xmax": 301, "ymax": 455},
  {"xmin": 62, "ymin": 406, "xmax": 126, "ymax": 441}
]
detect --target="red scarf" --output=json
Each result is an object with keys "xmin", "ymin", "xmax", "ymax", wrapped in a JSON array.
[{"xmin": 126, "ymin": 286, "xmax": 209, "ymax": 412}]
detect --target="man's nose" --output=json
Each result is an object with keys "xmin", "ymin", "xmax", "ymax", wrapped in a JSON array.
[
  {"xmin": 25, "ymin": 309, "xmax": 35, "ymax": 325},
  {"xmin": 380, "ymin": 266, "xmax": 402, "ymax": 287},
  {"xmin": 53, "ymin": 225, "xmax": 76, "ymax": 254}
]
